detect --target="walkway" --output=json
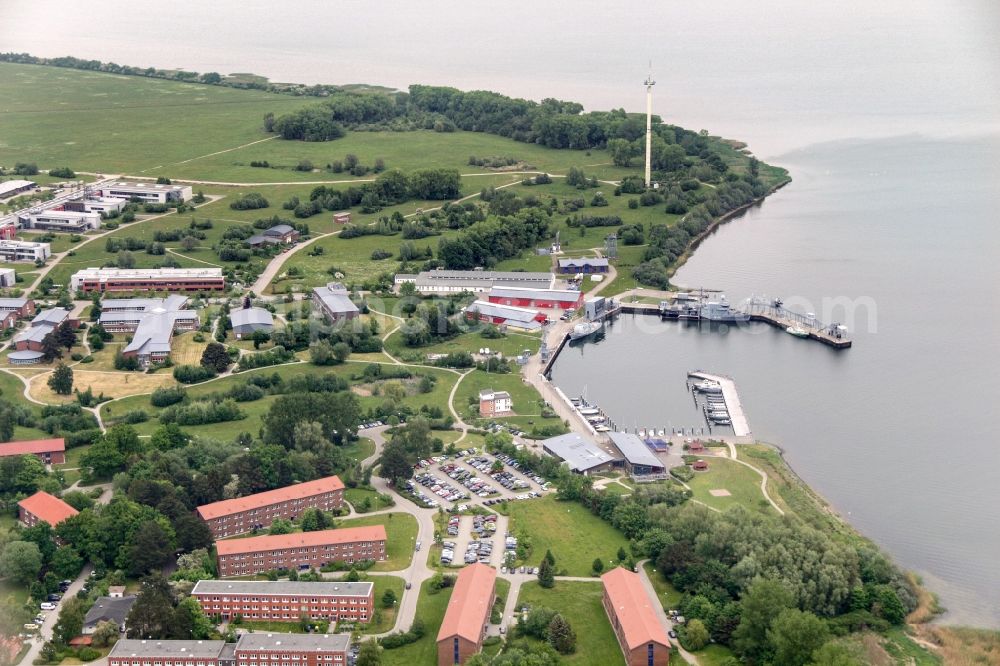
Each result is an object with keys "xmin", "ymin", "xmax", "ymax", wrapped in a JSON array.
[{"xmin": 637, "ymin": 560, "xmax": 701, "ymax": 665}]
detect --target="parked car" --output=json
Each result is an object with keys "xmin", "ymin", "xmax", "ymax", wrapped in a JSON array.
[{"xmin": 39, "ymin": 602, "xmax": 56, "ymax": 611}]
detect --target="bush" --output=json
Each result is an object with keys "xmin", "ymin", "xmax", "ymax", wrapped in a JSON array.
[
  {"xmin": 229, "ymin": 192, "xmax": 270, "ymax": 210},
  {"xmin": 121, "ymin": 410, "xmax": 149, "ymax": 424},
  {"xmin": 172, "ymin": 364, "xmax": 217, "ymax": 384},
  {"xmin": 49, "ymin": 167, "xmax": 76, "ymax": 178},
  {"xmin": 150, "ymin": 386, "xmax": 187, "ymax": 407}
]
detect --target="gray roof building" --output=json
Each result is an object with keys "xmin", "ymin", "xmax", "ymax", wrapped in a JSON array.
[
  {"xmin": 409, "ymin": 270, "xmax": 554, "ymax": 293},
  {"xmin": 464, "ymin": 300, "xmax": 543, "ymax": 330},
  {"xmin": 263, "ymin": 224, "xmax": 295, "ymax": 236},
  {"xmin": 83, "ymin": 594, "xmax": 137, "ymax": 633},
  {"xmin": 606, "ymin": 432, "xmax": 666, "ymax": 474},
  {"xmin": 230, "ymin": 307, "xmax": 274, "ymax": 337},
  {"xmin": 30, "ymin": 308, "xmax": 71, "ymax": 327},
  {"xmin": 234, "ymin": 633, "xmax": 351, "ymax": 654},
  {"xmin": 109, "ymin": 639, "xmax": 226, "ymax": 660},
  {"xmin": 558, "ymin": 257, "xmax": 609, "ymax": 269},
  {"xmin": 542, "ymin": 433, "xmax": 621, "ymax": 473},
  {"xmin": 312, "ymin": 283, "xmax": 359, "ymax": 322},
  {"xmin": 246, "ymin": 234, "xmax": 281, "ymax": 246},
  {"xmin": 12, "ymin": 324, "xmax": 52, "ymax": 346},
  {"xmin": 0, "ymin": 297, "xmax": 29, "ymax": 310},
  {"xmin": 99, "ymin": 295, "xmax": 198, "ymax": 364},
  {"xmin": 191, "ymin": 579, "xmax": 373, "ymax": 598}
]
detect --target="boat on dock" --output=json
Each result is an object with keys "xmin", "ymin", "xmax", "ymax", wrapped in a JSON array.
[
  {"xmin": 786, "ymin": 325, "xmax": 809, "ymax": 338},
  {"xmin": 595, "ymin": 425, "xmax": 611, "ymax": 432},
  {"xmin": 693, "ymin": 381, "xmax": 723, "ymax": 394},
  {"xmin": 569, "ymin": 320, "xmax": 603, "ymax": 341},
  {"xmin": 701, "ymin": 296, "xmax": 750, "ymax": 323},
  {"xmin": 578, "ymin": 407, "xmax": 600, "ymax": 416}
]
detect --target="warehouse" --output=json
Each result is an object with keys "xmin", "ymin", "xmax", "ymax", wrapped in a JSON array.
[
  {"xmin": 606, "ymin": 431, "xmax": 668, "ymax": 480},
  {"xmin": 402, "ymin": 269, "xmax": 554, "ymax": 294},
  {"xmin": 557, "ymin": 257, "xmax": 609, "ymax": 274},
  {"xmin": 487, "ymin": 286, "xmax": 583, "ymax": 309},
  {"xmin": 0, "ymin": 179, "xmax": 37, "ymax": 199},
  {"xmin": 463, "ymin": 300, "xmax": 546, "ymax": 331},
  {"xmin": 542, "ymin": 432, "xmax": 621, "ymax": 474}
]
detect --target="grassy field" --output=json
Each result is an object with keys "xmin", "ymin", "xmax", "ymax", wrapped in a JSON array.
[
  {"xmin": 641, "ymin": 560, "xmax": 682, "ymax": 609},
  {"xmin": 344, "ymin": 487, "xmax": 394, "ymax": 513},
  {"xmin": 504, "ymin": 495, "xmax": 629, "ymax": 576},
  {"xmin": 364, "ymin": 575, "xmax": 405, "ymax": 634},
  {"xmin": 685, "ymin": 456, "xmax": 776, "ymax": 515},
  {"xmin": 338, "ymin": 512, "xmax": 418, "ymax": 571},
  {"xmin": 381, "ymin": 579, "xmax": 453, "ymax": 666},
  {"xmin": 516, "ymin": 580, "xmax": 624, "ymax": 666}
]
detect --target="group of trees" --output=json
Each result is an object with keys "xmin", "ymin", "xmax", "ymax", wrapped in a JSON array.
[
  {"xmin": 437, "ymin": 207, "xmax": 550, "ymax": 269},
  {"xmin": 294, "ymin": 168, "xmax": 460, "ymax": 219}
]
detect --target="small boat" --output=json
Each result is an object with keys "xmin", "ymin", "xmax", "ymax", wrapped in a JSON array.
[
  {"xmin": 694, "ymin": 381, "xmax": 723, "ymax": 394},
  {"xmin": 710, "ymin": 418, "xmax": 732, "ymax": 425},
  {"xmin": 569, "ymin": 321, "xmax": 602, "ymax": 341},
  {"xmin": 595, "ymin": 425, "xmax": 611, "ymax": 432},
  {"xmin": 578, "ymin": 407, "xmax": 600, "ymax": 416},
  {"xmin": 587, "ymin": 416, "xmax": 606, "ymax": 424},
  {"xmin": 786, "ymin": 325, "xmax": 809, "ymax": 338}
]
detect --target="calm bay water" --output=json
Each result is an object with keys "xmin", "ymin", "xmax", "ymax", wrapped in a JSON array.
[{"xmin": 2, "ymin": 0, "xmax": 999, "ymax": 626}]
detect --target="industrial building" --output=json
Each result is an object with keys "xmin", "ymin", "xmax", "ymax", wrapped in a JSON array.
[
  {"xmin": 196, "ymin": 475, "xmax": 344, "ymax": 538},
  {"xmin": 191, "ymin": 580, "xmax": 373, "ymax": 623},
  {"xmin": 19, "ymin": 209, "xmax": 101, "ymax": 232},
  {"xmin": 312, "ymin": 283, "xmax": 359, "ymax": 323},
  {"xmin": 557, "ymin": 257, "xmax": 610, "ymax": 274},
  {"xmin": 0, "ymin": 239, "xmax": 51, "ymax": 263},
  {"xmin": 71, "ymin": 267, "xmax": 225, "ymax": 293},
  {"xmin": 601, "ymin": 567, "xmax": 671, "ymax": 666},
  {"xmin": 463, "ymin": 300, "xmax": 546, "ymax": 331},
  {"xmin": 486, "ymin": 286, "xmax": 583, "ymax": 310},
  {"xmin": 0, "ymin": 179, "xmax": 37, "ymax": 199},
  {"xmin": 214, "ymin": 526, "xmax": 387, "ymax": 577},
  {"xmin": 606, "ymin": 432, "xmax": 668, "ymax": 480},
  {"xmin": 17, "ymin": 490, "xmax": 79, "ymax": 527},
  {"xmin": 436, "ymin": 563, "xmax": 497, "ymax": 666},
  {"xmin": 230, "ymin": 307, "xmax": 274, "ymax": 339},
  {"xmin": 542, "ymin": 432, "xmax": 621, "ymax": 474},
  {"xmin": 98, "ymin": 181, "xmax": 193, "ymax": 203},
  {"xmin": 397, "ymin": 270, "xmax": 555, "ymax": 294},
  {"xmin": 99, "ymin": 295, "xmax": 200, "ymax": 367}
]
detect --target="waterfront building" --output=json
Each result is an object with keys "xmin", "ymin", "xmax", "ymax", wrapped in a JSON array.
[
  {"xmin": 400, "ymin": 270, "xmax": 555, "ymax": 294},
  {"xmin": 541, "ymin": 433, "xmax": 621, "ymax": 474},
  {"xmin": 18, "ymin": 490, "xmax": 78, "ymax": 527},
  {"xmin": 436, "ymin": 563, "xmax": 497, "ymax": 666},
  {"xmin": 191, "ymin": 579, "xmax": 373, "ymax": 623},
  {"xmin": 463, "ymin": 300, "xmax": 546, "ymax": 331},
  {"xmin": 601, "ymin": 567, "xmax": 671, "ymax": 666},
  {"xmin": 557, "ymin": 257, "xmax": 609, "ymax": 274},
  {"xmin": 214, "ymin": 526, "xmax": 387, "ymax": 577},
  {"xmin": 196, "ymin": 475, "xmax": 344, "ymax": 538},
  {"xmin": 606, "ymin": 432, "xmax": 668, "ymax": 480},
  {"xmin": 486, "ymin": 286, "xmax": 583, "ymax": 310},
  {"xmin": 71, "ymin": 267, "xmax": 225, "ymax": 293}
]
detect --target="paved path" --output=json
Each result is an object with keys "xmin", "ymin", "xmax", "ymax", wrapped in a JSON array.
[
  {"xmin": 637, "ymin": 560, "xmax": 701, "ymax": 665},
  {"xmin": 248, "ymin": 232, "xmax": 336, "ymax": 295}
]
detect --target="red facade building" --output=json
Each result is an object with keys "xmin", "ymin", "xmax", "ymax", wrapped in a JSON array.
[
  {"xmin": 108, "ymin": 634, "xmax": 351, "ymax": 666},
  {"xmin": 486, "ymin": 286, "xmax": 583, "ymax": 310},
  {"xmin": 18, "ymin": 490, "xmax": 78, "ymax": 527},
  {"xmin": 191, "ymin": 580, "xmax": 373, "ymax": 623},
  {"xmin": 215, "ymin": 526, "xmax": 387, "ymax": 577},
  {"xmin": 196, "ymin": 476, "xmax": 345, "ymax": 538},
  {"xmin": 436, "ymin": 563, "xmax": 497, "ymax": 666},
  {"xmin": 601, "ymin": 567, "xmax": 671, "ymax": 666},
  {"xmin": 0, "ymin": 438, "xmax": 66, "ymax": 464},
  {"xmin": 71, "ymin": 268, "xmax": 225, "ymax": 294}
]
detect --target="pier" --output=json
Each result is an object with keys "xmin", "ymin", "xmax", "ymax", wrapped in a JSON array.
[
  {"xmin": 743, "ymin": 298, "xmax": 852, "ymax": 348},
  {"xmin": 688, "ymin": 371, "xmax": 752, "ymax": 437}
]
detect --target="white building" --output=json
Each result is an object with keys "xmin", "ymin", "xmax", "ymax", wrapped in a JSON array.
[
  {"xmin": 98, "ymin": 181, "xmax": 192, "ymax": 203},
  {"xmin": 20, "ymin": 209, "xmax": 100, "ymax": 232},
  {"xmin": 0, "ymin": 240, "xmax": 51, "ymax": 263},
  {"xmin": 99, "ymin": 295, "xmax": 200, "ymax": 367},
  {"xmin": 479, "ymin": 389, "xmax": 513, "ymax": 417},
  {"xmin": 0, "ymin": 268, "xmax": 15, "ymax": 287},
  {"xmin": 230, "ymin": 307, "xmax": 274, "ymax": 339},
  {"xmin": 71, "ymin": 197, "xmax": 127, "ymax": 215},
  {"xmin": 402, "ymin": 270, "xmax": 555, "ymax": 294},
  {"xmin": 0, "ymin": 180, "xmax": 37, "ymax": 199}
]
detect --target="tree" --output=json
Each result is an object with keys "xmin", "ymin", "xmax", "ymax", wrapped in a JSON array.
[
  {"xmin": 592, "ymin": 557, "xmax": 604, "ymax": 574},
  {"xmin": 200, "ymin": 342, "xmax": 231, "ymax": 373},
  {"xmin": 768, "ymin": 609, "xmax": 831, "ymax": 666},
  {"xmin": 608, "ymin": 138, "xmax": 639, "ymax": 168},
  {"xmin": 378, "ymin": 440, "xmax": 414, "ymax": 486},
  {"xmin": 808, "ymin": 641, "xmax": 866, "ymax": 666},
  {"xmin": 684, "ymin": 618, "xmax": 710, "ymax": 650},
  {"xmin": 53, "ymin": 595, "xmax": 88, "ymax": 645},
  {"xmin": 518, "ymin": 607, "xmax": 557, "ymax": 640},
  {"xmin": 40, "ymin": 332, "xmax": 63, "ymax": 361},
  {"xmin": 733, "ymin": 578, "xmax": 795, "ymax": 662},
  {"xmin": 537, "ymin": 557, "xmax": 555, "ymax": 588},
  {"xmin": 174, "ymin": 513, "xmax": 214, "ymax": 552},
  {"xmin": 117, "ymin": 250, "xmax": 136, "ymax": 269},
  {"xmin": 51, "ymin": 545, "xmax": 84, "ymax": 579},
  {"xmin": 0, "ymin": 453, "xmax": 46, "ymax": 495},
  {"xmin": 547, "ymin": 613, "xmax": 576, "ymax": 654},
  {"xmin": 150, "ymin": 423, "xmax": 191, "ymax": 451},
  {"xmin": 251, "ymin": 328, "xmax": 270, "ymax": 349},
  {"xmin": 616, "ymin": 546, "xmax": 627, "ymax": 562},
  {"xmin": 381, "ymin": 588, "xmax": 397, "ymax": 608},
  {"xmin": 125, "ymin": 521, "xmax": 177, "ymax": 576},
  {"xmin": 332, "ymin": 341, "xmax": 351, "ymax": 363},
  {"xmin": 0, "ymin": 540, "xmax": 42, "ymax": 584},
  {"xmin": 544, "ymin": 549, "xmax": 555, "ymax": 566},
  {"xmin": 49, "ymin": 363, "xmax": 75, "ymax": 395},
  {"xmin": 356, "ymin": 640, "xmax": 382, "ymax": 666},
  {"xmin": 173, "ymin": 596, "xmax": 215, "ymax": 639},
  {"xmin": 269, "ymin": 518, "xmax": 294, "ymax": 535},
  {"xmin": 90, "ymin": 620, "xmax": 121, "ymax": 648},
  {"xmin": 127, "ymin": 574, "xmax": 177, "ymax": 639},
  {"xmin": 55, "ymin": 320, "xmax": 77, "ymax": 349}
]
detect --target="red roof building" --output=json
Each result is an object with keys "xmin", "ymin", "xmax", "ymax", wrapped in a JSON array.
[
  {"xmin": 436, "ymin": 563, "xmax": 497, "ymax": 666},
  {"xmin": 196, "ymin": 476, "xmax": 345, "ymax": 538},
  {"xmin": 0, "ymin": 438, "xmax": 66, "ymax": 464},
  {"xmin": 215, "ymin": 525, "xmax": 387, "ymax": 577},
  {"xmin": 18, "ymin": 490, "xmax": 79, "ymax": 527},
  {"xmin": 601, "ymin": 567, "xmax": 671, "ymax": 666}
]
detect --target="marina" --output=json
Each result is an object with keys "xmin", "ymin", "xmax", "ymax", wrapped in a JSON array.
[{"xmin": 687, "ymin": 371, "xmax": 752, "ymax": 437}]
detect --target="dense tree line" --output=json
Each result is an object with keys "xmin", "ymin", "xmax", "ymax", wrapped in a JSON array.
[{"xmin": 437, "ymin": 207, "xmax": 550, "ymax": 269}]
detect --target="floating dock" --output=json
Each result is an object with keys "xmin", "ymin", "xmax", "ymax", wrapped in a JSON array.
[{"xmin": 688, "ymin": 371, "xmax": 752, "ymax": 437}]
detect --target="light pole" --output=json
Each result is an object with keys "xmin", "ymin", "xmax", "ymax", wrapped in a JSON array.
[{"xmin": 644, "ymin": 67, "xmax": 656, "ymax": 188}]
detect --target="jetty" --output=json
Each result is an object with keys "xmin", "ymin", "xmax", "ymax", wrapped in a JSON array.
[
  {"xmin": 688, "ymin": 371, "xmax": 752, "ymax": 437},
  {"xmin": 743, "ymin": 298, "xmax": 852, "ymax": 348}
]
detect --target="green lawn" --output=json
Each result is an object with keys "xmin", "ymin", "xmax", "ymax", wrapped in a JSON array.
[
  {"xmin": 381, "ymin": 579, "xmax": 453, "ymax": 666},
  {"xmin": 516, "ymin": 580, "xmax": 624, "ymax": 666},
  {"xmin": 505, "ymin": 495, "xmax": 629, "ymax": 576},
  {"xmin": 384, "ymin": 327, "xmax": 541, "ymax": 364},
  {"xmin": 363, "ymin": 575, "xmax": 405, "ymax": 634},
  {"xmin": 344, "ymin": 487, "xmax": 394, "ymax": 513},
  {"xmin": 642, "ymin": 561, "xmax": 682, "ymax": 610},
  {"xmin": 685, "ymin": 456, "xmax": 776, "ymax": 515},
  {"xmin": 338, "ymin": 512, "xmax": 418, "ymax": 571}
]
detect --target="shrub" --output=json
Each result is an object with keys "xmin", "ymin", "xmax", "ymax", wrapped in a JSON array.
[
  {"xmin": 229, "ymin": 192, "xmax": 270, "ymax": 210},
  {"xmin": 172, "ymin": 364, "xmax": 217, "ymax": 384},
  {"xmin": 150, "ymin": 386, "xmax": 187, "ymax": 407}
]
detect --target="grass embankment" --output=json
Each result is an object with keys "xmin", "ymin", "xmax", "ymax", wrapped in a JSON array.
[
  {"xmin": 685, "ymin": 456, "xmax": 776, "ymax": 515},
  {"xmin": 516, "ymin": 580, "xmax": 624, "ymax": 666},
  {"xmin": 380, "ymin": 579, "xmax": 452, "ymax": 666},
  {"xmin": 503, "ymin": 495, "xmax": 629, "ymax": 576}
]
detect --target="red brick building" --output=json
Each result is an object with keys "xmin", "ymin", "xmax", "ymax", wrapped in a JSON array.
[
  {"xmin": 601, "ymin": 567, "xmax": 671, "ymax": 666},
  {"xmin": 478, "ymin": 389, "xmax": 513, "ymax": 417},
  {"xmin": 70, "ymin": 268, "xmax": 225, "ymax": 294},
  {"xmin": 0, "ymin": 297, "xmax": 36, "ymax": 330},
  {"xmin": 191, "ymin": 579, "xmax": 373, "ymax": 623},
  {"xmin": 0, "ymin": 438, "xmax": 66, "ymax": 464},
  {"xmin": 196, "ymin": 476, "xmax": 345, "ymax": 538},
  {"xmin": 215, "ymin": 526, "xmax": 387, "ymax": 577},
  {"xmin": 18, "ymin": 490, "xmax": 78, "ymax": 527},
  {"xmin": 436, "ymin": 563, "xmax": 497, "ymax": 666},
  {"xmin": 108, "ymin": 634, "xmax": 351, "ymax": 666},
  {"xmin": 487, "ymin": 286, "xmax": 583, "ymax": 310}
]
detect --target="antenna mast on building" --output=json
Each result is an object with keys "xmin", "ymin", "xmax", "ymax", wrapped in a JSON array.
[{"xmin": 644, "ymin": 63, "xmax": 656, "ymax": 188}]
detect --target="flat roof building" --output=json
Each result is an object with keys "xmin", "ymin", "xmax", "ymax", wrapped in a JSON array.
[
  {"xmin": 487, "ymin": 286, "xmax": 583, "ymax": 309},
  {"xmin": 192, "ymin": 579, "xmax": 373, "ymax": 623},
  {"xmin": 312, "ymin": 283, "xmax": 359, "ymax": 323},
  {"xmin": 558, "ymin": 257, "xmax": 610, "ymax": 274},
  {"xmin": 214, "ymin": 525, "xmax": 387, "ymax": 577},
  {"xmin": 234, "ymin": 633, "xmax": 350, "ymax": 666},
  {"xmin": 406, "ymin": 270, "xmax": 555, "ymax": 294},
  {"xmin": 436, "ymin": 563, "xmax": 497, "ymax": 666},
  {"xmin": 65, "ymin": 197, "xmax": 127, "ymax": 215},
  {"xmin": 0, "ymin": 239, "xmax": 51, "ymax": 263},
  {"xmin": 0, "ymin": 267, "xmax": 14, "ymax": 287},
  {"xmin": 18, "ymin": 490, "xmax": 79, "ymax": 527},
  {"xmin": 20, "ymin": 209, "xmax": 101, "ymax": 232},
  {"xmin": 607, "ymin": 432, "xmax": 668, "ymax": 480},
  {"xmin": 108, "ymin": 640, "xmax": 228, "ymax": 666},
  {"xmin": 71, "ymin": 267, "xmax": 225, "ymax": 293},
  {"xmin": 230, "ymin": 307, "xmax": 274, "ymax": 339},
  {"xmin": 542, "ymin": 432, "xmax": 621, "ymax": 474},
  {"xmin": 0, "ymin": 180, "xmax": 37, "ymax": 199},
  {"xmin": 601, "ymin": 567, "xmax": 671, "ymax": 666},
  {"xmin": 196, "ymin": 475, "xmax": 344, "ymax": 538},
  {"xmin": 99, "ymin": 181, "xmax": 193, "ymax": 203},
  {"xmin": 463, "ymin": 300, "xmax": 546, "ymax": 331},
  {"xmin": 0, "ymin": 437, "xmax": 65, "ymax": 464}
]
